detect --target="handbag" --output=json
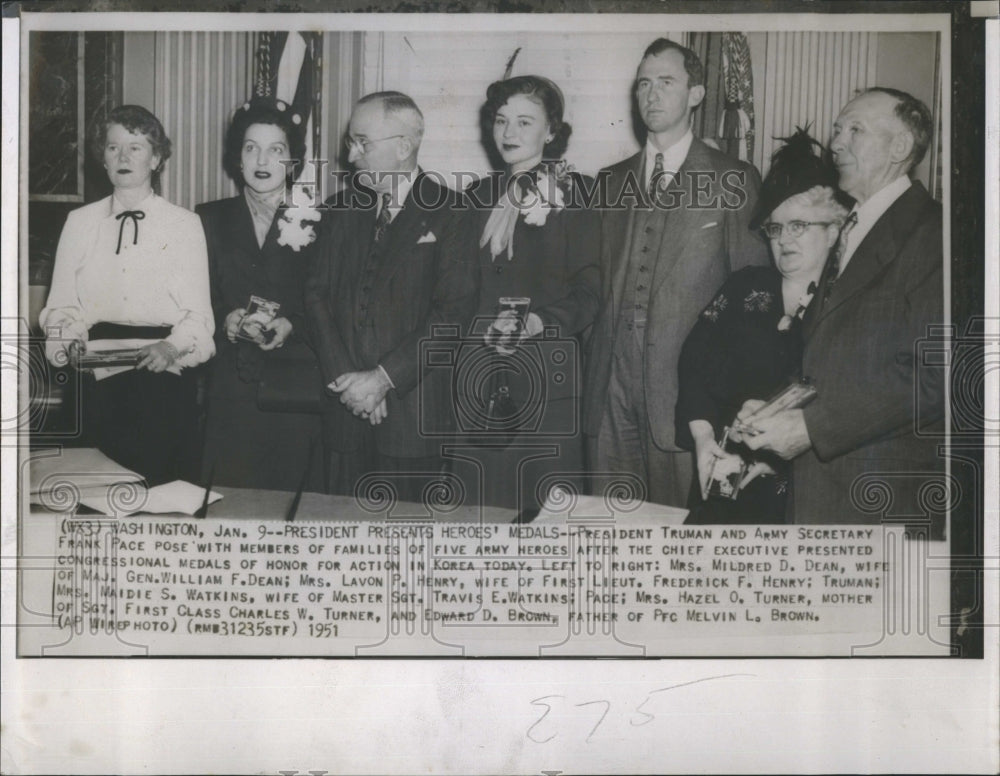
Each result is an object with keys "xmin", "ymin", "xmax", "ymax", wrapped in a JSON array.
[{"xmin": 256, "ymin": 342, "xmax": 323, "ymax": 414}]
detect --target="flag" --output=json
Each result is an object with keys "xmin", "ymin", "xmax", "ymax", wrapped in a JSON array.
[
  {"xmin": 718, "ymin": 33, "xmax": 755, "ymax": 162},
  {"xmin": 254, "ymin": 31, "xmax": 322, "ymax": 189}
]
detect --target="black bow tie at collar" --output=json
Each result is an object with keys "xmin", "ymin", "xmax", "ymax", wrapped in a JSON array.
[{"xmin": 115, "ymin": 210, "xmax": 146, "ymax": 255}]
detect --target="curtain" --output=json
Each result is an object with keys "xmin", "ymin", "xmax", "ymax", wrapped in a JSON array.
[
  {"xmin": 323, "ymin": 32, "xmax": 365, "ymax": 177},
  {"xmin": 359, "ymin": 31, "xmax": 684, "ymax": 179},
  {"xmin": 690, "ymin": 32, "xmax": 723, "ymax": 146},
  {"xmin": 755, "ymin": 31, "xmax": 878, "ymax": 175},
  {"xmin": 153, "ymin": 32, "xmax": 254, "ymax": 210}
]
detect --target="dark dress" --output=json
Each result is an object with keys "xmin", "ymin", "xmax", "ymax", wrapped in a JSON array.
[
  {"xmin": 675, "ymin": 266, "xmax": 803, "ymax": 523},
  {"xmin": 196, "ymin": 195, "xmax": 325, "ymax": 492},
  {"xmin": 458, "ymin": 169, "xmax": 600, "ymax": 516}
]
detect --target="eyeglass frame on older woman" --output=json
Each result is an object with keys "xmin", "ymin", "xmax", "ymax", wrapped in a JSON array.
[
  {"xmin": 759, "ymin": 220, "xmax": 836, "ymax": 240},
  {"xmin": 344, "ymin": 134, "xmax": 406, "ymax": 155}
]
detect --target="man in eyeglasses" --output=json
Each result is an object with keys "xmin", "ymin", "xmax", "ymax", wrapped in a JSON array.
[
  {"xmin": 305, "ymin": 91, "xmax": 479, "ymax": 501},
  {"xmin": 735, "ymin": 87, "xmax": 945, "ymax": 526}
]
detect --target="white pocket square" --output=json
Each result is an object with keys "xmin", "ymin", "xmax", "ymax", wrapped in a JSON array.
[
  {"xmin": 417, "ymin": 231, "xmax": 437, "ymax": 244},
  {"xmin": 701, "ymin": 221, "xmax": 719, "ymax": 229}
]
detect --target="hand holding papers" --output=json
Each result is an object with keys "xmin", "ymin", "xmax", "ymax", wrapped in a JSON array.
[
  {"xmin": 706, "ymin": 379, "xmax": 818, "ymax": 499},
  {"xmin": 69, "ymin": 346, "xmax": 144, "ymax": 369},
  {"xmin": 236, "ymin": 295, "xmax": 281, "ymax": 346}
]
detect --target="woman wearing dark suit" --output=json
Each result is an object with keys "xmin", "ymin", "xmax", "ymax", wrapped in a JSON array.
[
  {"xmin": 196, "ymin": 97, "xmax": 324, "ymax": 491},
  {"xmin": 675, "ymin": 129, "xmax": 850, "ymax": 523},
  {"xmin": 462, "ymin": 75, "xmax": 601, "ymax": 517}
]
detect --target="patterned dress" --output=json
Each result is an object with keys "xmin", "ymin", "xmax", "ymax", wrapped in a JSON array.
[{"xmin": 675, "ymin": 266, "xmax": 804, "ymax": 523}]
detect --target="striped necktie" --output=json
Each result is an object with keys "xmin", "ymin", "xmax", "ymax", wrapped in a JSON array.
[
  {"xmin": 835, "ymin": 210, "xmax": 859, "ymax": 275},
  {"xmin": 821, "ymin": 211, "xmax": 858, "ymax": 303},
  {"xmin": 648, "ymin": 152, "xmax": 665, "ymax": 203},
  {"xmin": 373, "ymin": 192, "xmax": 392, "ymax": 243}
]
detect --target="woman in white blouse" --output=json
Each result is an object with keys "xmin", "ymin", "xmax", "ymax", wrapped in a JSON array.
[{"xmin": 40, "ymin": 105, "xmax": 214, "ymax": 485}]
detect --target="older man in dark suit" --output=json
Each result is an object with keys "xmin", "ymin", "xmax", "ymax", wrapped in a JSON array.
[
  {"xmin": 583, "ymin": 38, "xmax": 769, "ymax": 507},
  {"xmin": 305, "ymin": 91, "xmax": 479, "ymax": 500},
  {"xmin": 736, "ymin": 87, "xmax": 945, "ymax": 524}
]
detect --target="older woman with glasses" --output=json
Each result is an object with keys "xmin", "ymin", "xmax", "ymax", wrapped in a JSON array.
[{"xmin": 675, "ymin": 129, "xmax": 851, "ymax": 523}]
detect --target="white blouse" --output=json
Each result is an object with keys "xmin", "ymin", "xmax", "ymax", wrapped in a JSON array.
[{"xmin": 40, "ymin": 192, "xmax": 215, "ymax": 374}]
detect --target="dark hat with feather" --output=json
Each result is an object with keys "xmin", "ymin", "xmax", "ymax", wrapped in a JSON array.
[{"xmin": 749, "ymin": 126, "xmax": 846, "ymax": 230}]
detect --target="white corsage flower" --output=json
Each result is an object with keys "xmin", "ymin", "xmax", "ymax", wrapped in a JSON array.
[
  {"xmin": 522, "ymin": 196, "xmax": 555, "ymax": 226},
  {"xmin": 277, "ymin": 204, "xmax": 322, "ymax": 252},
  {"xmin": 519, "ymin": 167, "xmax": 570, "ymax": 227}
]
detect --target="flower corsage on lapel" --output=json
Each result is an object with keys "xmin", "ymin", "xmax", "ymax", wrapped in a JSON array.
[
  {"xmin": 481, "ymin": 161, "xmax": 575, "ymax": 261},
  {"xmin": 777, "ymin": 281, "xmax": 818, "ymax": 332},
  {"xmin": 518, "ymin": 160, "xmax": 572, "ymax": 226},
  {"xmin": 277, "ymin": 188, "xmax": 322, "ymax": 252}
]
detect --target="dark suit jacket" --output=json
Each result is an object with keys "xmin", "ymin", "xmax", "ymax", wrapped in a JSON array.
[
  {"xmin": 467, "ymin": 171, "xmax": 601, "ymax": 405},
  {"xmin": 583, "ymin": 137, "xmax": 769, "ymax": 450},
  {"xmin": 196, "ymin": 195, "xmax": 318, "ymax": 404},
  {"xmin": 304, "ymin": 173, "xmax": 479, "ymax": 458},
  {"xmin": 795, "ymin": 180, "xmax": 945, "ymax": 523}
]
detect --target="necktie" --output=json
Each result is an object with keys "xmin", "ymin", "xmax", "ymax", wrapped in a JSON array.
[
  {"xmin": 373, "ymin": 192, "xmax": 392, "ymax": 244},
  {"xmin": 821, "ymin": 211, "xmax": 858, "ymax": 303},
  {"xmin": 648, "ymin": 152, "xmax": 664, "ymax": 203},
  {"xmin": 115, "ymin": 210, "xmax": 145, "ymax": 254},
  {"xmin": 835, "ymin": 211, "xmax": 859, "ymax": 275}
]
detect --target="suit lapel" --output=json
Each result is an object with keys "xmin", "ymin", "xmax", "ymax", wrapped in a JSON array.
[
  {"xmin": 260, "ymin": 207, "xmax": 289, "ymax": 286},
  {"xmin": 650, "ymin": 138, "xmax": 710, "ymax": 296},
  {"xmin": 229, "ymin": 195, "xmax": 263, "ymax": 261},
  {"xmin": 371, "ymin": 172, "xmax": 435, "ymax": 293},
  {"xmin": 608, "ymin": 153, "xmax": 643, "ymax": 321},
  {"xmin": 809, "ymin": 181, "xmax": 925, "ymax": 329},
  {"xmin": 345, "ymin": 202, "xmax": 375, "ymax": 295},
  {"xmin": 801, "ymin": 249, "xmax": 837, "ymax": 339}
]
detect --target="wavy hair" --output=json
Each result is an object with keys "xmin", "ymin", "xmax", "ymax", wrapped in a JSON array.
[
  {"xmin": 223, "ymin": 97, "xmax": 307, "ymax": 187},
  {"xmin": 481, "ymin": 75, "xmax": 572, "ymax": 161},
  {"xmin": 91, "ymin": 105, "xmax": 172, "ymax": 191}
]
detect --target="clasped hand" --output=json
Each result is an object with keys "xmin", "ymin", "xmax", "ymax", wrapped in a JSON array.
[{"xmin": 330, "ymin": 369, "xmax": 392, "ymax": 426}]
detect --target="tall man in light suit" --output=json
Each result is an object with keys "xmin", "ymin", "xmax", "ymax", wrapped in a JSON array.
[
  {"xmin": 583, "ymin": 38, "xmax": 769, "ymax": 507},
  {"xmin": 305, "ymin": 92, "xmax": 479, "ymax": 500},
  {"xmin": 736, "ymin": 87, "xmax": 944, "ymax": 524}
]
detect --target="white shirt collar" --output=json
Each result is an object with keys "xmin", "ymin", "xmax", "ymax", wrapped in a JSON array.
[
  {"xmin": 644, "ymin": 130, "xmax": 694, "ymax": 190},
  {"xmin": 110, "ymin": 190, "xmax": 157, "ymax": 216},
  {"xmin": 840, "ymin": 175, "xmax": 912, "ymax": 270}
]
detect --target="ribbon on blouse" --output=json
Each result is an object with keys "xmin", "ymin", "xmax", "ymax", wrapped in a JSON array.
[
  {"xmin": 114, "ymin": 210, "xmax": 145, "ymax": 255},
  {"xmin": 479, "ymin": 173, "xmax": 537, "ymax": 261}
]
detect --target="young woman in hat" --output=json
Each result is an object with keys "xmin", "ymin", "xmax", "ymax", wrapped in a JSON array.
[{"xmin": 461, "ymin": 74, "xmax": 601, "ymax": 518}]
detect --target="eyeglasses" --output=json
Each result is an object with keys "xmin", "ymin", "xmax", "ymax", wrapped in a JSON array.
[
  {"xmin": 760, "ymin": 220, "xmax": 834, "ymax": 240},
  {"xmin": 344, "ymin": 134, "xmax": 406, "ymax": 155}
]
